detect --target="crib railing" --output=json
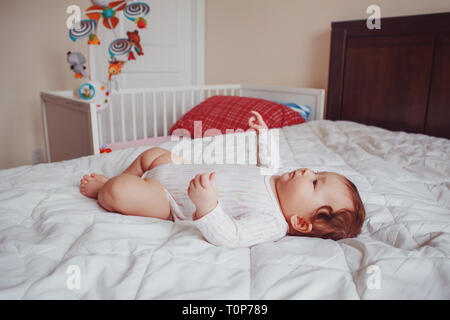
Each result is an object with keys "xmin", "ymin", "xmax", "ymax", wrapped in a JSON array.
[
  {"xmin": 41, "ymin": 84, "xmax": 324, "ymax": 161},
  {"xmin": 97, "ymin": 84, "xmax": 242, "ymax": 148}
]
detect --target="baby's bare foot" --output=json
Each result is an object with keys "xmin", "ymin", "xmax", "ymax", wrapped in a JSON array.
[{"xmin": 80, "ymin": 173, "xmax": 109, "ymax": 199}]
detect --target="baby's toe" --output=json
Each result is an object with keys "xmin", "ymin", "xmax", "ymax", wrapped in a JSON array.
[
  {"xmin": 82, "ymin": 174, "xmax": 93, "ymax": 181},
  {"xmin": 80, "ymin": 175, "xmax": 94, "ymax": 187},
  {"xmin": 92, "ymin": 173, "xmax": 108, "ymax": 182}
]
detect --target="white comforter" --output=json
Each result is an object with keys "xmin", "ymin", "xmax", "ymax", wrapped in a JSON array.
[{"xmin": 0, "ymin": 120, "xmax": 449, "ymax": 299}]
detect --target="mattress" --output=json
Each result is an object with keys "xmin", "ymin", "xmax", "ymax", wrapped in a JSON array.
[{"xmin": 0, "ymin": 120, "xmax": 449, "ymax": 299}]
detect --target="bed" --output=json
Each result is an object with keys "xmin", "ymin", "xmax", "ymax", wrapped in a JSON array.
[
  {"xmin": 1, "ymin": 12, "xmax": 449, "ymax": 299},
  {"xmin": 0, "ymin": 120, "xmax": 449, "ymax": 299}
]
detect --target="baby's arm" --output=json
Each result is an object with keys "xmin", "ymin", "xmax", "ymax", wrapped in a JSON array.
[
  {"xmin": 194, "ymin": 204, "xmax": 287, "ymax": 248},
  {"xmin": 187, "ymin": 171, "xmax": 286, "ymax": 247},
  {"xmin": 248, "ymin": 111, "xmax": 279, "ymax": 170}
]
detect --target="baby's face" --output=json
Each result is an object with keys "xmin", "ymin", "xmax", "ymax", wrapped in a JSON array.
[{"xmin": 275, "ymin": 168, "xmax": 354, "ymax": 225}]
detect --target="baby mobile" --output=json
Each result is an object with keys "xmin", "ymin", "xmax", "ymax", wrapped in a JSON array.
[{"xmin": 67, "ymin": 0, "xmax": 150, "ymax": 112}]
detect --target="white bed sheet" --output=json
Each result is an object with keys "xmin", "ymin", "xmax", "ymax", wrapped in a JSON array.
[{"xmin": 0, "ymin": 120, "xmax": 449, "ymax": 299}]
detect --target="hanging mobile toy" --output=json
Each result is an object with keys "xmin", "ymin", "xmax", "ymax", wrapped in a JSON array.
[
  {"xmin": 108, "ymin": 59, "xmax": 126, "ymax": 94},
  {"xmin": 67, "ymin": 52, "xmax": 88, "ymax": 79},
  {"xmin": 109, "ymin": 38, "xmax": 132, "ymax": 57},
  {"xmin": 65, "ymin": 1, "xmax": 151, "ymax": 109},
  {"xmin": 85, "ymin": 0, "xmax": 127, "ymax": 30},
  {"xmin": 77, "ymin": 80, "xmax": 110, "ymax": 111},
  {"xmin": 108, "ymin": 60, "xmax": 126, "ymax": 80},
  {"xmin": 69, "ymin": 19, "xmax": 97, "ymax": 42},
  {"xmin": 107, "ymin": 38, "xmax": 129, "ymax": 90},
  {"xmin": 127, "ymin": 30, "xmax": 144, "ymax": 58},
  {"xmin": 124, "ymin": 2, "xmax": 150, "ymax": 29},
  {"xmin": 109, "ymin": 37, "xmax": 135, "ymax": 61}
]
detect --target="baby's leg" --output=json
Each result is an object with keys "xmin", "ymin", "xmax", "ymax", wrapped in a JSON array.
[
  {"xmin": 80, "ymin": 147, "xmax": 184, "ymax": 220},
  {"xmin": 80, "ymin": 147, "xmax": 179, "ymax": 199},
  {"xmin": 98, "ymin": 174, "xmax": 171, "ymax": 220},
  {"xmin": 122, "ymin": 147, "xmax": 173, "ymax": 177}
]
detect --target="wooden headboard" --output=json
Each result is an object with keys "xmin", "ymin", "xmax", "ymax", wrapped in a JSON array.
[{"xmin": 326, "ymin": 12, "xmax": 450, "ymax": 139}]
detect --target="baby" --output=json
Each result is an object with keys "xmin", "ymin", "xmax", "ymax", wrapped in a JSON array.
[{"xmin": 80, "ymin": 111, "xmax": 365, "ymax": 247}]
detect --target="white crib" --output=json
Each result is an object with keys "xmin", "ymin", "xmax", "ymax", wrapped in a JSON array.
[{"xmin": 40, "ymin": 84, "xmax": 325, "ymax": 163}]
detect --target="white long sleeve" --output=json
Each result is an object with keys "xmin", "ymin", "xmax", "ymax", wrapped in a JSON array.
[
  {"xmin": 193, "ymin": 201, "xmax": 287, "ymax": 248},
  {"xmin": 142, "ymin": 131, "xmax": 289, "ymax": 248}
]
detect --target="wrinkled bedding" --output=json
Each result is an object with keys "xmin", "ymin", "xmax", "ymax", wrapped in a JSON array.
[{"xmin": 0, "ymin": 120, "xmax": 449, "ymax": 299}]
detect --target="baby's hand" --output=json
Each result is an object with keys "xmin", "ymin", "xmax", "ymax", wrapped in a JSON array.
[
  {"xmin": 188, "ymin": 172, "xmax": 218, "ymax": 220},
  {"xmin": 248, "ymin": 110, "xmax": 268, "ymax": 133}
]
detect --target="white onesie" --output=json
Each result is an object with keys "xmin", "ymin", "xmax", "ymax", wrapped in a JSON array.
[{"xmin": 142, "ymin": 130, "xmax": 289, "ymax": 248}]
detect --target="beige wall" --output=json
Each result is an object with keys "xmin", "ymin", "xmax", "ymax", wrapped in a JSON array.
[
  {"xmin": 1, "ymin": 0, "xmax": 450, "ymax": 169},
  {"xmin": 205, "ymin": 0, "xmax": 450, "ymax": 88},
  {"xmin": 0, "ymin": 0, "xmax": 90, "ymax": 169}
]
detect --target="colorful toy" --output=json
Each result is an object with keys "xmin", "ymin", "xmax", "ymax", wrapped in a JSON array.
[
  {"xmin": 108, "ymin": 60, "xmax": 126, "ymax": 80},
  {"xmin": 85, "ymin": 0, "xmax": 127, "ymax": 30},
  {"xmin": 69, "ymin": 19, "xmax": 97, "ymax": 42},
  {"xmin": 109, "ymin": 37, "xmax": 139, "ymax": 61},
  {"xmin": 67, "ymin": 52, "xmax": 87, "ymax": 79},
  {"xmin": 77, "ymin": 80, "xmax": 110, "ymax": 111},
  {"xmin": 88, "ymin": 33, "xmax": 101, "ymax": 45},
  {"xmin": 124, "ymin": 2, "xmax": 150, "ymax": 29},
  {"xmin": 66, "ymin": 1, "xmax": 150, "ymax": 108},
  {"xmin": 100, "ymin": 145, "xmax": 112, "ymax": 153},
  {"xmin": 127, "ymin": 30, "xmax": 144, "ymax": 56},
  {"xmin": 109, "ymin": 38, "xmax": 132, "ymax": 58}
]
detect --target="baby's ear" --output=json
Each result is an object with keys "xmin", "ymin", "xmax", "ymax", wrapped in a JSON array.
[{"xmin": 291, "ymin": 215, "xmax": 312, "ymax": 233}]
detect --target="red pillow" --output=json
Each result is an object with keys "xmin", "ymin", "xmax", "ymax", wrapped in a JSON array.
[{"xmin": 169, "ymin": 95, "xmax": 305, "ymax": 138}]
